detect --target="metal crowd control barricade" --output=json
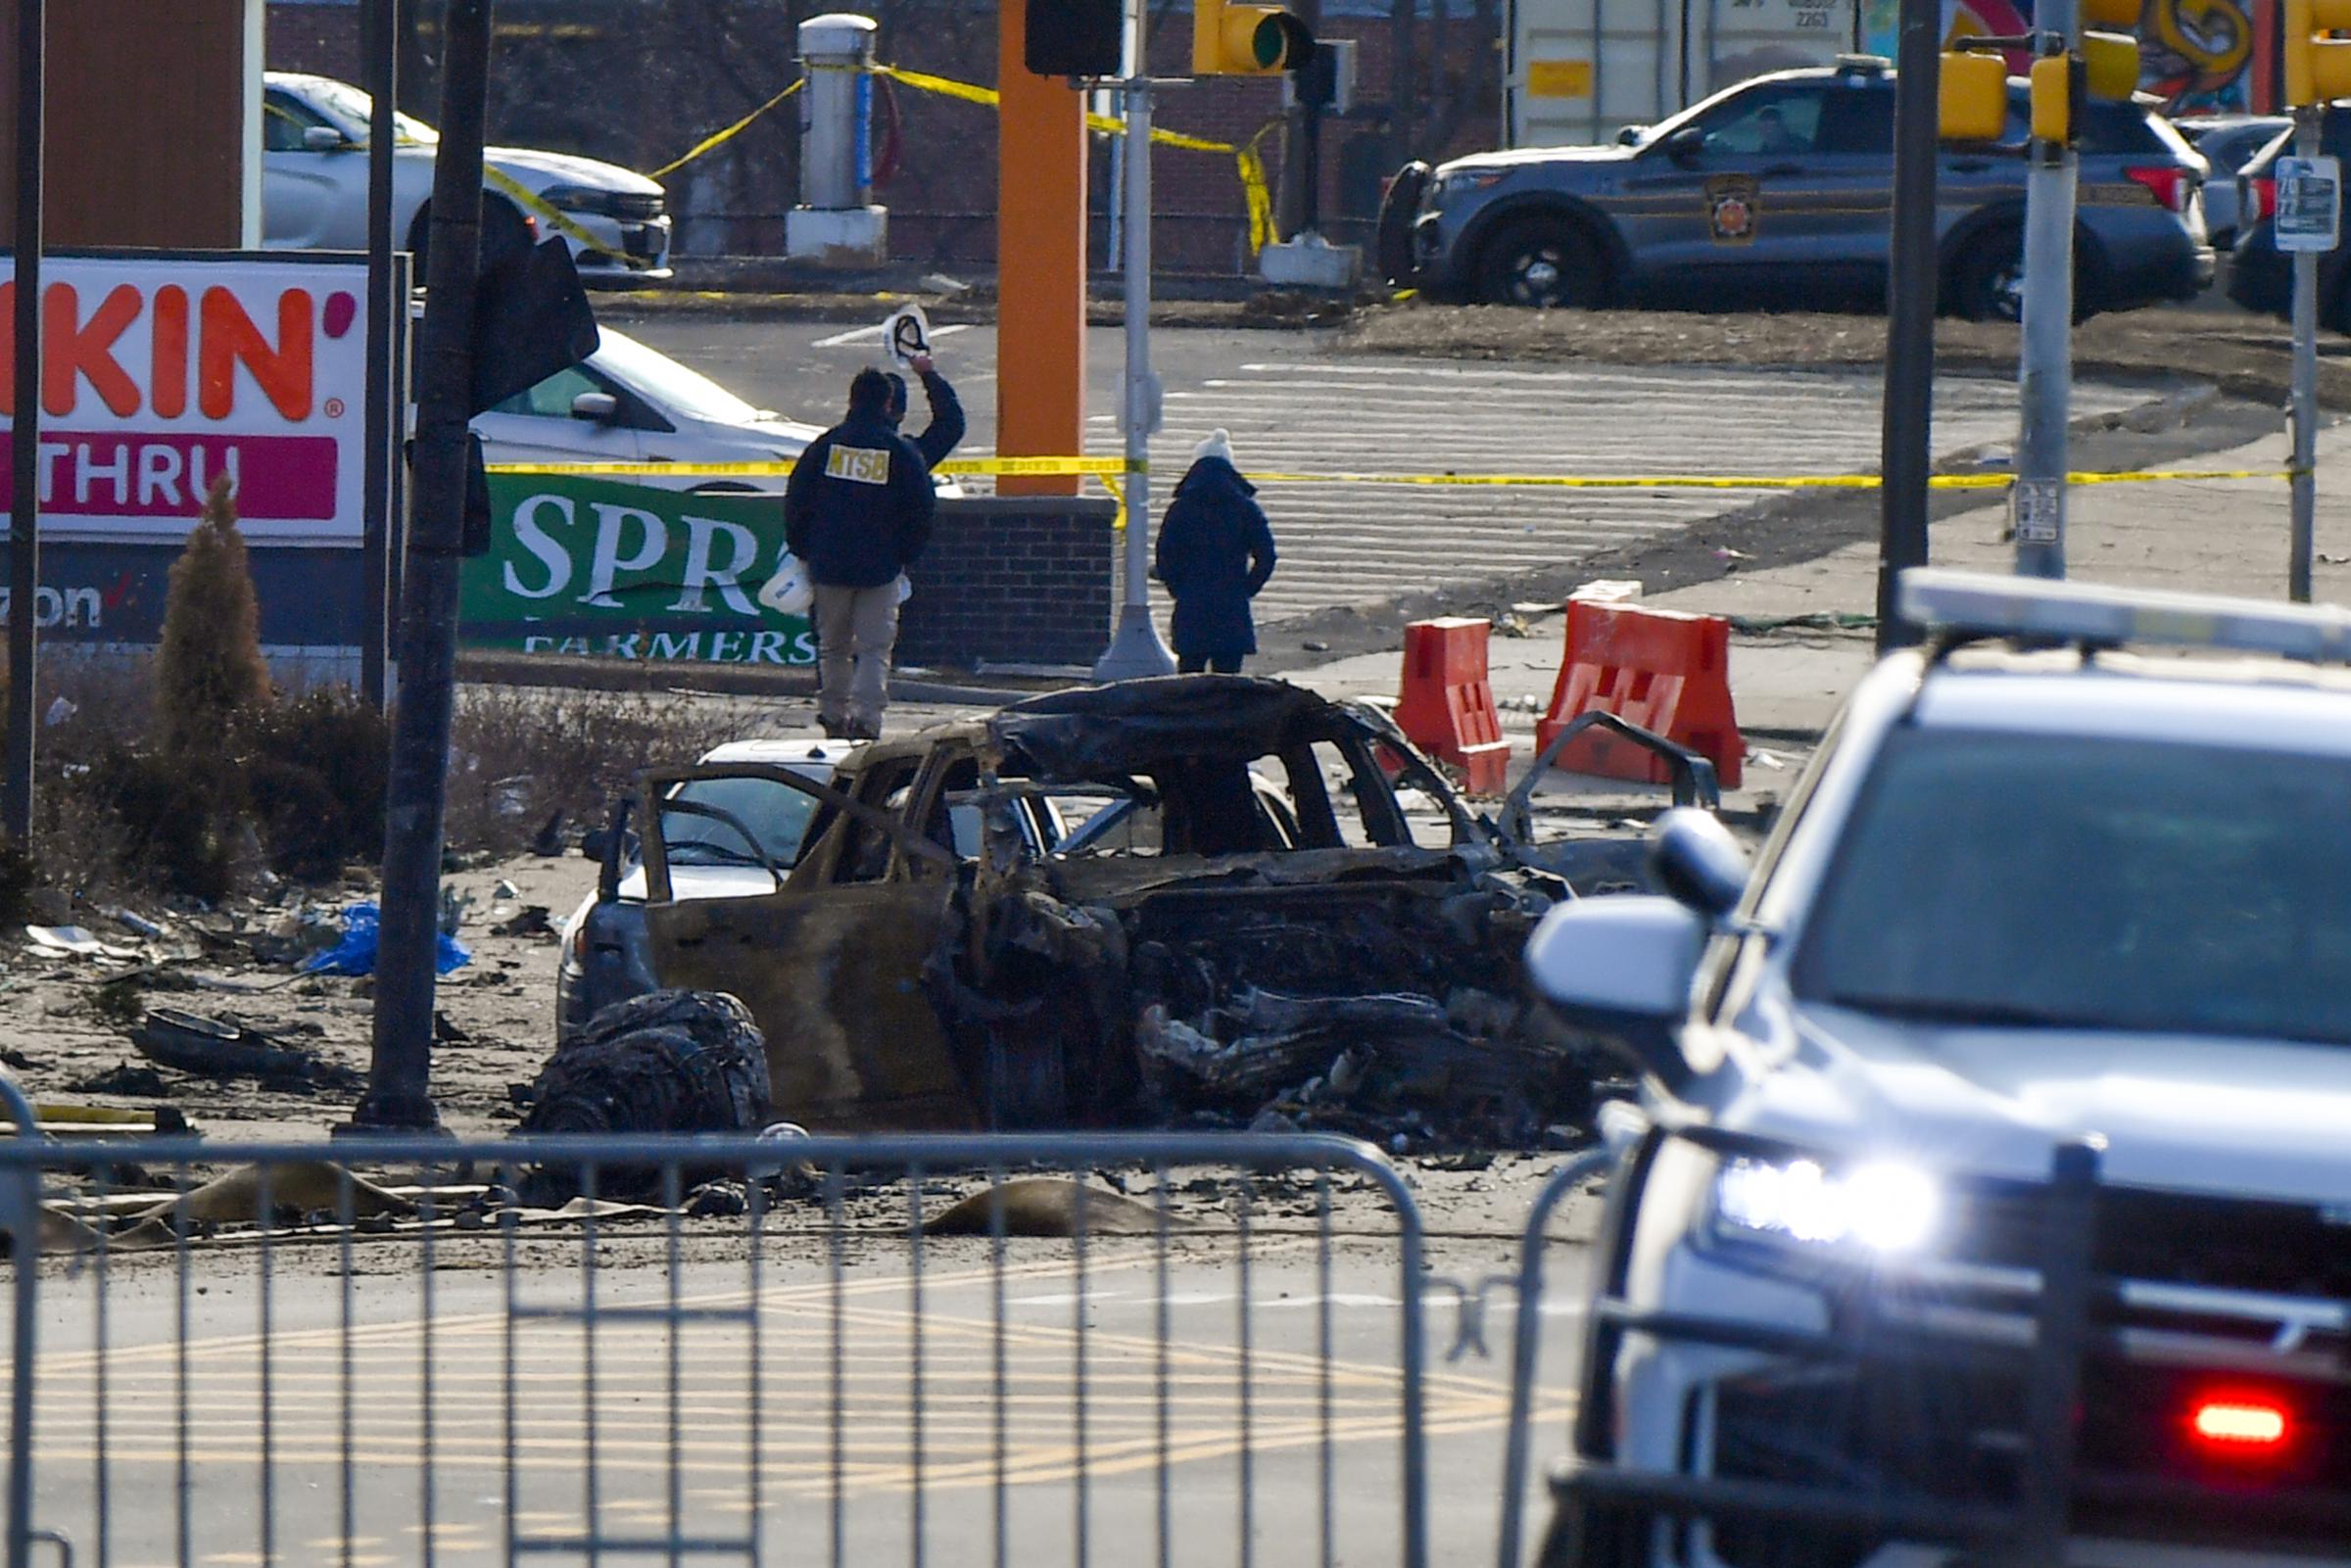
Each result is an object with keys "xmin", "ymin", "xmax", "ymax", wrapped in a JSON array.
[{"xmin": 0, "ymin": 1130, "xmax": 1436, "ymax": 1568}]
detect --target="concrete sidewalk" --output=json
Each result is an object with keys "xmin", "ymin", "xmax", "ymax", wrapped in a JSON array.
[{"xmin": 1297, "ymin": 415, "xmax": 2351, "ymax": 757}]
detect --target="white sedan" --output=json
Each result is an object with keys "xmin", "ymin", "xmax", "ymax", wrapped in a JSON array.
[
  {"xmin": 263, "ymin": 71, "xmax": 672, "ymax": 281},
  {"xmin": 473, "ymin": 325, "xmax": 960, "ymax": 497}
]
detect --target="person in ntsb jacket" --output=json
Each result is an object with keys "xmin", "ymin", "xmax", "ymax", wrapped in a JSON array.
[{"xmin": 785, "ymin": 368, "xmax": 936, "ymax": 739}]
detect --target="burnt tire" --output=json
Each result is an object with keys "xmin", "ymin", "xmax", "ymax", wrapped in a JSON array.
[
  {"xmin": 1947, "ymin": 229, "xmax": 2026, "ymax": 323},
  {"xmin": 522, "ymin": 989, "xmax": 771, "ymax": 1138},
  {"xmin": 1477, "ymin": 217, "xmax": 1605, "ymax": 309}
]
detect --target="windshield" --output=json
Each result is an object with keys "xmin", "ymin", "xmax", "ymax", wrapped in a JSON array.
[
  {"xmin": 593, "ymin": 329, "xmax": 771, "ymax": 427},
  {"xmin": 1793, "ymin": 728, "xmax": 2351, "ymax": 1045},
  {"xmin": 658, "ymin": 773, "xmax": 826, "ymax": 870},
  {"xmin": 294, "ymin": 77, "xmax": 438, "ymax": 146}
]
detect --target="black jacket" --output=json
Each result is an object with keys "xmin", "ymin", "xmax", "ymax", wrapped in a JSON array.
[
  {"xmin": 1154, "ymin": 457, "xmax": 1277, "ymax": 660},
  {"xmin": 783, "ymin": 411, "xmax": 936, "ymax": 589},
  {"xmin": 898, "ymin": 369, "xmax": 966, "ymax": 469}
]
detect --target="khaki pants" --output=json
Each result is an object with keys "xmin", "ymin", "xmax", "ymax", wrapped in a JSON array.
[{"xmin": 813, "ymin": 582, "xmax": 900, "ymax": 733}]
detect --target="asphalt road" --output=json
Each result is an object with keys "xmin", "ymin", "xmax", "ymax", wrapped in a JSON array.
[
  {"xmin": 15, "ymin": 1216, "xmax": 1595, "ymax": 1568},
  {"xmin": 605, "ymin": 314, "xmax": 2167, "ymax": 631}
]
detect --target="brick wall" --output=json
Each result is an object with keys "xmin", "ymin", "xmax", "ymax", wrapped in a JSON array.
[{"xmin": 899, "ymin": 499, "xmax": 1117, "ymax": 670}]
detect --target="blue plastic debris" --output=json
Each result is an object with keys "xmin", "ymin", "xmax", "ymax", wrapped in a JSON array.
[{"xmin": 301, "ymin": 901, "xmax": 471, "ymax": 977}]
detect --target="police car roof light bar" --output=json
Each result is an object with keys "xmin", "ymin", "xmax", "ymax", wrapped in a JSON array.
[{"xmin": 1899, "ymin": 567, "xmax": 2351, "ymax": 664}]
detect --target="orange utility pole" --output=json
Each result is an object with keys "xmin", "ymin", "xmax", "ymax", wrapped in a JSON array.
[{"xmin": 995, "ymin": 1, "xmax": 1088, "ymax": 498}]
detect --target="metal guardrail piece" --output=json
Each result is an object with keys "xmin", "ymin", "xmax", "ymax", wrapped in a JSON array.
[{"xmin": 1, "ymin": 1131, "xmax": 1435, "ymax": 1568}]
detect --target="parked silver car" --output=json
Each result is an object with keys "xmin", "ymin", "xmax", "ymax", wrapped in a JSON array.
[
  {"xmin": 1383, "ymin": 57, "xmax": 2212, "ymax": 320},
  {"xmin": 263, "ymin": 71, "xmax": 672, "ymax": 281}
]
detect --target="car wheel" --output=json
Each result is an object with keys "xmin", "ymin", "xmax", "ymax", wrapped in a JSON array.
[
  {"xmin": 1949, "ymin": 230, "xmax": 2026, "ymax": 323},
  {"xmin": 1536, "ymin": 1498, "xmax": 1651, "ymax": 1568},
  {"xmin": 406, "ymin": 195, "xmax": 533, "ymax": 282},
  {"xmin": 1477, "ymin": 218, "xmax": 1604, "ymax": 309}
]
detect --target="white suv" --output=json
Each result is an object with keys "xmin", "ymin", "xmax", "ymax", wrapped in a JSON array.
[{"xmin": 1525, "ymin": 569, "xmax": 2351, "ymax": 1568}]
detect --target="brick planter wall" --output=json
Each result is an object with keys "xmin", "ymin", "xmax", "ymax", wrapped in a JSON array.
[{"xmin": 899, "ymin": 498, "xmax": 1117, "ymax": 671}]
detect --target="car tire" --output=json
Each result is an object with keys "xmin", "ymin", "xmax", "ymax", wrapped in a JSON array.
[
  {"xmin": 406, "ymin": 195, "xmax": 534, "ymax": 282},
  {"xmin": 1536, "ymin": 1497, "xmax": 1651, "ymax": 1568},
  {"xmin": 1477, "ymin": 217, "xmax": 1605, "ymax": 309},
  {"xmin": 1948, "ymin": 229, "xmax": 2026, "ymax": 323}
]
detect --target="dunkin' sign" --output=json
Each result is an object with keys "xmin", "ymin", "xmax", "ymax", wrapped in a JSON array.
[{"xmin": 0, "ymin": 254, "xmax": 369, "ymax": 542}]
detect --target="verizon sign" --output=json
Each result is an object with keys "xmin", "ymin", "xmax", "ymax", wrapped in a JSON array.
[{"xmin": 0, "ymin": 253, "xmax": 369, "ymax": 543}]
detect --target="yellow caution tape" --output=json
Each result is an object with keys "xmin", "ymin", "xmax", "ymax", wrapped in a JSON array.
[
  {"xmin": 648, "ymin": 77, "xmax": 804, "ymax": 179},
  {"xmin": 873, "ymin": 65, "xmax": 1277, "ymax": 255},
  {"xmin": 484, "ymin": 459, "xmax": 2288, "ymax": 488},
  {"xmin": 484, "ymin": 165, "xmax": 650, "ymax": 271},
  {"xmin": 485, "ymin": 455, "xmax": 1139, "ymax": 478}
]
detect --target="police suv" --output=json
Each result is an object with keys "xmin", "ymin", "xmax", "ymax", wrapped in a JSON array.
[{"xmin": 1526, "ymin": 570, "xmax": 2351, "ymax": 1568}]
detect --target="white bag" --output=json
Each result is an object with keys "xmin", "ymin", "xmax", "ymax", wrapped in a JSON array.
[
  {"xmin": 757, "ymin": 553, "xmax": 814, "ymax": 617},
  {"xmin": 894, "ymin": 573, "xmax": 913, "ymax": 606}
]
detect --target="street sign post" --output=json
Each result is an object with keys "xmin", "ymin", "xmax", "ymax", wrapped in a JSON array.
[{"xmin": 2283, "ymin": 143, "xmax": 2336, "ymax": 601}]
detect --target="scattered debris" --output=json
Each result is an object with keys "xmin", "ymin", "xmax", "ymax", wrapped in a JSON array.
[
  {"xmin": 28, "ymin": 926, "xmax": 140, "ymax": 961},
  {"xmin": 130, "ymin": 1009, "xmax": 362, "ymax": 1090},
  {"xmin": 301, "ymin": 902, "xmax": 471, "ymax": 977},
  {"xmin": 531, "ymin": 810, "xmax": 568, "ymax": 857},
  {"xmin": 66, "ymin": 1065, "xmax": 174, "ymax": 1098},
  {"xmin": 923, "ymin": 1178, "xmax": 1176, "ymax": 1238},
  {"xmin": 434, "ymin": 1011, "xmax": 471, "ymax": 1044},
  {"xmin": 491, "ymin": 904, "xmax": 556, "ymax": 940}
]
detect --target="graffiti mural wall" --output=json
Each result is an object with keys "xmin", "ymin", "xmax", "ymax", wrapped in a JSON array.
[{"xmin": 1861, "ymin": 0, "xmax": 2270, "ymax": 112}]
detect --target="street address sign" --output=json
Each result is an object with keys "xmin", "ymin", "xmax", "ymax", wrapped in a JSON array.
[{"xmin": 2278, "ymin": 156, "xmax": 2343, "ymax": 253}]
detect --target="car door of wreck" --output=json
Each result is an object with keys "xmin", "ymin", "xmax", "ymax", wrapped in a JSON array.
[{"xmin": 639, "ymin": 746, "xmax": 977, "ymax": 1128}]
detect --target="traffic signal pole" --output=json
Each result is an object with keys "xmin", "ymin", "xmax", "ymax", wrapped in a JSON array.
[
  {"xmin": 2291, "ymin": 104, "xmax": 2321, "ymax": 603},
  {"xmin": 1877, "ymin": 0, "xmax": 1940, "ymax": 652},
  {"xmin": 2014, "ymin": 0, "xmax": 2078, "ymax": 580}
]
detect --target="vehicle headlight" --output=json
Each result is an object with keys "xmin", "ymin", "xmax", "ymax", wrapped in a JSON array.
[
  {"xmin": 539, "ymin": 183, "xmax": 616, "ymax": 216},
  {"xmin": 1711, "ymin": 1156, "xmax": 1943, "ymax": 1254}
]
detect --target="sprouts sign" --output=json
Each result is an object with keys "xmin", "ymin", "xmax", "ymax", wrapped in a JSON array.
[
  {"xmin": 462, "ymin": 474, "xmax": 815, "ymax": 665},
  {"xmin": 0, "ymin": 252, "xmax": 370, "ymax": 544}
]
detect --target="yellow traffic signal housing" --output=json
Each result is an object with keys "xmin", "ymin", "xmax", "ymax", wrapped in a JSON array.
[
  {"xmin": 2080, "ymin": 0, "xmax": 2142, "ymax": 25},
  {"xmin": 1192, "ymin": 0, "xmax": 1314, "ymax": 74},
  {"xmin": 2287, "ymin": 0, "xmax": 2351, "ymax": 106},
  {"xmin": 2030, "ymin": 54, "xmax": 2074, "ymax": 144},
  {"xmin": 1940, "ymin": 50, "xmax": 2009, "ymax": 142},
  {"xmin": 2081, "ymin": 31, "xmax": 2141, "ymax": 100}
]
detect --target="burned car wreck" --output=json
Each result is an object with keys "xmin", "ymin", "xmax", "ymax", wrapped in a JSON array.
[{"xmin": 552, "ymin": 677, "xmax": 1714, "ymax": 1145}]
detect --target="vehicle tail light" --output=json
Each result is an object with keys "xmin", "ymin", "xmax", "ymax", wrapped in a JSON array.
[
  {"xmin": 2244, "ymin": 173, "xmax": 2279, "ymax": 223},
  {"xmin": 2189, "ymin": 1396, "xmax": 2292, "ymax": 1454},
  {"xmin": 2126, "ymin": 166, "xmax": 2193, "ymax": 214}
]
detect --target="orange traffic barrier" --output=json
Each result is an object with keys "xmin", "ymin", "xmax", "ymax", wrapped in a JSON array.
[
  {"xmin": 1393, "ymin": 617, "xmax": 1512, "ymax": 794},
  {"xmin": 1538, "ymin": 599, "xmax": 1744, "ymax": 790}
]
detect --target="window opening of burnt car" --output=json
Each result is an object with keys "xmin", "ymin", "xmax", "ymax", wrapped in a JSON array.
[{"xmin": 830, "ymin": 755, "xmax": 926, "ymax": 884}]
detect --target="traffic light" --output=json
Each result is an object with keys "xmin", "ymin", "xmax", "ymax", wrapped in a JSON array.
[
  {"xmin": 2285, "ymin": 0, "xmax": 2351, "ymax": 107},
  {"xmin": 1939, "ymin": 49, "xmax": 2008, "ymax": 143},
  {"xmin": 2080, "ymin": 0, "xmax": 2142, "ymax": 103},
  {"xmin": 1192, "ymin": 0, "xmax": 1314, "ymax": 75}
]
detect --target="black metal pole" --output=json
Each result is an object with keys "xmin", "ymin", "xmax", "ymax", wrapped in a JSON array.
[
  {"xmin": 6, "ymin": 0, "xmax": 44, "ymax": 844},
  {"xmin": 361, "ymin": 0, "xmax": 400, "ymax": 709},
  {"xmin": 1877, "ymin": 0, "xmax": 1939, "ymax": 652},
  {"xmin": 347, "ymin": 0, "xmax": 492, "ymax": 1133}
]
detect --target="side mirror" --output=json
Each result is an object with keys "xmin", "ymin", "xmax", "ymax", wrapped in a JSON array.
[
  {"xmin": 1615, "ymin": 123, "xmax": 1648, "ymax": 147},
  {"xmin": 303, "ymin": 124, "xmax": 348, "ymax": 152},
  {"xmin": 1524, "ymin": 895, "xmax": 1707, "ymax": 1090},
  {"xmin": 570, "ymin": 391, "xmax": 621, "ymax": 423},
  {"xmin": 1665, "ymin": 126, "xmax": 1705, "ymax": 164},
  {"xmin": 1651, "ymin": 807, "xmax": 1749, "ymax": 918}
]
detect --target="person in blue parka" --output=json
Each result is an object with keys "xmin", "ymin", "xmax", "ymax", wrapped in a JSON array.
[{"xmin": 1154, "ymin": 429, "xmax": 1278, "ymax": 674}]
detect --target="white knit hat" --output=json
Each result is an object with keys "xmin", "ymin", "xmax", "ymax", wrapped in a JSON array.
[{"xmin": 1193, "ymin": 428, "xmax": 1236, "ymax": 466}]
